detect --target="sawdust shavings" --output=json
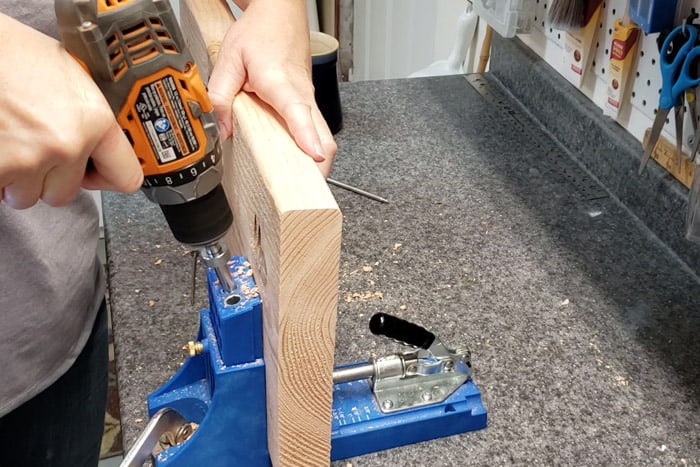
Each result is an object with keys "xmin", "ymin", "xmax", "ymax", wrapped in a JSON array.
[
  {"xmin": 343, "ymin": 259, "xmax": 388, "ymax": 302},
  {"xmin": 347, "ymin": 261, "xmax": 382, "ymax": 277},
  {"xmin": 344, "ymin": 291, "xmax": 384, "ymax": 302},
  {"xmin": 614, "ymin": 374, "xmax": 629, "ymax": 387},
  {"xmin": 590, "ymin": 340, "xmax": 631, "ymax": 389},
  {"xmin": 232, "ymin": 265, "xmax": 254, "ymax": 278},
  {"xmin": 238, "ymin": 282, "xmax": 259, "ymax": 300},
  {"xmin": 231, "ymin": 260, "xmax": 259, "ymax": 299}
]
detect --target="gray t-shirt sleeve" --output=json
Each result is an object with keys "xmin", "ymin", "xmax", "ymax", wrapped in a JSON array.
[
  {"xmin": 0, "ymin": 195, "xmax": 106, "ymax": 416},
  {"xmin": 0, "ymin": 0, "xmax": 106, "ymax": 416}
]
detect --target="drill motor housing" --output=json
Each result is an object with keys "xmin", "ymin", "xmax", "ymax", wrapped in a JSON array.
[{"xmin": 55, "ymin": 0, "xmax": 232, "ymax": 246}]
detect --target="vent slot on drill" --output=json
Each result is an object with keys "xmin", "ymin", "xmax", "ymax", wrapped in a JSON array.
[
  {"xmin": 97, "ymin": 0, "xmax": 130, "ymax": 11},
  {"xmin": 107, "ymin": 18, "xmax": 179, "ymax": 78},
  {"xmin": 149, "ymin": 17, "xmax": 178, "ymax": 54},
  {"xmin": 107, "ymin": 33, "xmax": 127, "ymax": 79}
]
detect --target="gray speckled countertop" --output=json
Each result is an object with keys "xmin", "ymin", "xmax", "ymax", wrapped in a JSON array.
[{"xmin": 104, "ymin": 39, "xmax": 700, "ymax": 466}]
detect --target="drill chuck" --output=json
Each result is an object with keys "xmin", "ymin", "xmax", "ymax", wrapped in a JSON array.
[
  {"xmin": 200, "ymin": 242, "xmax": 236, "ymax": 294},
  {"xmin": 159, "ymin": 184, "xmax": 232, "ymax": 247}
]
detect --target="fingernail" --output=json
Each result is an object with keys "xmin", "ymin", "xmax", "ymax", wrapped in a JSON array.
[{"xmin": 315, "ymin": 144, "xmax": 327, "ymax": 162}]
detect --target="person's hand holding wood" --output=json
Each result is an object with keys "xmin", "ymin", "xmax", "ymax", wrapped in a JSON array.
[{"xmin": 207, "ymin": 0, "xmax": 336, "ymax": 177}]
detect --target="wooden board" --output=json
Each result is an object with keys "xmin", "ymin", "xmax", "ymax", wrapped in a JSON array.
[{"xmin": 180, "ymin": 1, "xmax": 342, "ymax": 465}]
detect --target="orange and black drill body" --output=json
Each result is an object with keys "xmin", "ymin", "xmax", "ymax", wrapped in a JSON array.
[{"xmin": 55, "ymin": 0, "xmax": 232, "ymax": 248}]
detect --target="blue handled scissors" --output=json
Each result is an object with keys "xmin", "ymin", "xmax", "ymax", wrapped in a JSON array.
[{"xmin": 639, "ymin": 24, "xmax": 700, "ymax": 174}]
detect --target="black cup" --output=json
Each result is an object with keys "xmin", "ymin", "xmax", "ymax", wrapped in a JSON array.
[{"xmin": 311, "ymin": 32, "xmax": 342, "ymax": 134}]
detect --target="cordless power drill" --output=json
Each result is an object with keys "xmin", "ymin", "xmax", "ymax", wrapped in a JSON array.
[{"xmin": 55, "ymin": 0, "xmax": 235, "ymax": 292}]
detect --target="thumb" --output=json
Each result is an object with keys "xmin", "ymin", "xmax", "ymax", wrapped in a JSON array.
[
  {"xmin": 207, "ymin": 52, "xmax": 246, "ymax": 140},
  {"xmin": 82, "ymin": 120, "xmax": 143, "ymax": 192}
]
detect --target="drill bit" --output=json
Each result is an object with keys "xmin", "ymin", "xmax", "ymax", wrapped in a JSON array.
[
  {"xmin": 327, "ymin": 178, "xmax": 389, "ymax": 204},
  {"xmin": 190, "ymin": 250, "xmax": 198, "ymax": 306}
]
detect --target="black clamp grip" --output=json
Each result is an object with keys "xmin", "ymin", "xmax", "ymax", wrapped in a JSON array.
[{"xmin": 369, "ymin": 313, "xmax": 435, "ymax": 350}]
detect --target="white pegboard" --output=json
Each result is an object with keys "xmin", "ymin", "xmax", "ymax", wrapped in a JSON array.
[{"xmin": 518, "ymin": 0, "xmax": 700, "ymax": 149}]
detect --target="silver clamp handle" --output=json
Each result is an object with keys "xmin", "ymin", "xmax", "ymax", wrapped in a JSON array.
[{"xmin": 120, "ymin": 408, "xmax": 188, "ymax": 467}]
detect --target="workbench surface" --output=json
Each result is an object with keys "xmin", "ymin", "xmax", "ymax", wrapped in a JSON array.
[{"xmin": 103, "ymin": 74, "xmax": 700, "ymax": 466}]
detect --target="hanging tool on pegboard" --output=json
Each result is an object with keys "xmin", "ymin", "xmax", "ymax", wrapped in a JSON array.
[
  {"xmin": 639, "ymin": 16, "xmax": 700, "ymax": 175},
  {"xmin": 628, "ymin": 0, "xmax": 680, "ymax": 34}
]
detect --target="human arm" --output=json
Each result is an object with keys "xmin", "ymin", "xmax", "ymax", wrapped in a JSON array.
[
  {"xmin": 0, "ymin": 13, "xmax": 143, "ymax": 209},
  {"xmin": 207, "ymin": 0, "xmax": 336, "ymax": 177}
]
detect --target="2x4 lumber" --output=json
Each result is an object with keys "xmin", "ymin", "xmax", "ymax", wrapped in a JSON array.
[{"xmin": 179, "ymin": 1, "xmax": 342, "ymax": 465}]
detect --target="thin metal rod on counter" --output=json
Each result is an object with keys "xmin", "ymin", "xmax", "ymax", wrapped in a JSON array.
[{"xmin": 327, "ymin": 178, "xmax": 390, "ymax": 204}]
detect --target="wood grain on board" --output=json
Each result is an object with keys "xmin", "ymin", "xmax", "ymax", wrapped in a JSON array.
[{"xmin": 180, "ymin": 1, "xmax": 342, "ymax": 464}]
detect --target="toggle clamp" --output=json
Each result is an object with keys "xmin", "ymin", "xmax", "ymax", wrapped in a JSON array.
[{"xmin": 121, "ymin": 257, "xmax": 487, "ymax": 466}]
